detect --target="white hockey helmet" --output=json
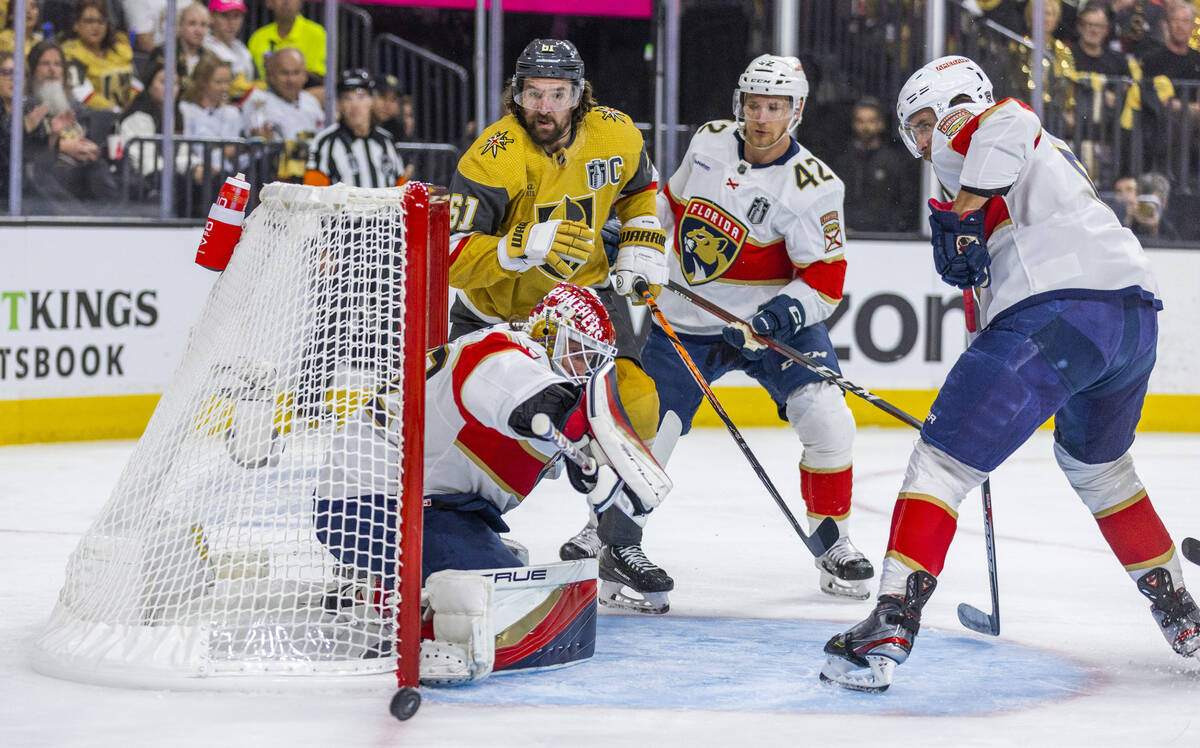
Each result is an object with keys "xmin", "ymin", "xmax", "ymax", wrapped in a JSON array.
[
  {"xmin": 526, "ymin": 283, "xmax": 617, "ymax": 384},
  {"xmin": 896, "ymin": 55, "xmax": 994, "ymax": 157},
  {"xmin": 733, "ymin": 54, "xmax": 809, "ymax": 129}
]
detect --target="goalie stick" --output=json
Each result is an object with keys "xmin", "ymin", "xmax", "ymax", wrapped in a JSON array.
[
  {"xmin": 531, "ymin": 413, "xmax": 597, "ymax": 475},
  {"xmin": 666, "ymin": 280, "xmax": 1001, "ymax": 635},
  {"xmin": 635, "ymin": 280, "xmax": 839, "ymax": 558}
]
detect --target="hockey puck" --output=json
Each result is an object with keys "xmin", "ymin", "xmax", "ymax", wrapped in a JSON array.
[
  {"xmin": 389, "ymin": 687, "xmax": 421, "ymax": 721},
  {"xmin": 1182, "ymin": 537, "xmax": 1200, "ymax": 566}
]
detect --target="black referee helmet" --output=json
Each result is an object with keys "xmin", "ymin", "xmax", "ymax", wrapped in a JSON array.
[
  {"xmin": 338, "ymin": 69, "xmax": 376, "ymax": 95},
  {"xmin": 512, "ymin": 39, "xmax": 585, "ymax": 87}
]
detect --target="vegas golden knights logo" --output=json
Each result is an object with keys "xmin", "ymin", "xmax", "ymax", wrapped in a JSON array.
[{"xmin": 677, "ymin": 198, "xmax": 748, "ymax": 284}]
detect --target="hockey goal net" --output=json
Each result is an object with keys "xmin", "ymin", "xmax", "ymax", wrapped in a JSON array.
[{"xmin": 33, "ymin": 182, "xmax": 448, "ymax": 689}]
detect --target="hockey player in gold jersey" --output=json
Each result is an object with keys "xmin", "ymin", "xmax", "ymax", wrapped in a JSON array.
[{"xmin": 448, "ymin": 39, "xmax": 675, "ymax": 612}]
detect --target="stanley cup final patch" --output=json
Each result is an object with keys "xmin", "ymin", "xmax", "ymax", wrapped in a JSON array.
[{"xmin": 821, "ymin": 211, "xmax": 842, "ymax": 253}]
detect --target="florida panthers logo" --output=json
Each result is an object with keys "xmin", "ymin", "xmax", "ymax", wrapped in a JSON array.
[{"xmin": 676, "ymin": 198, "xmax": 748, "ymax": 284}]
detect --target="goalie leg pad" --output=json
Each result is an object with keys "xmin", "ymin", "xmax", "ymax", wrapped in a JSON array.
[
  {"xmin": 484, "ymin": 559, "xmax": 598, "ymax": 673},
  {"xmin": 420, "ymin": 570, "xmax": 495, "ymax": 686}
]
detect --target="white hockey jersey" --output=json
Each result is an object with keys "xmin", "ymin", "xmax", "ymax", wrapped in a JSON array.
[
  {"xmin": 316, "ymin": 326, "xmax": 568, "ymax": 514},
  {"xmin": 654, "ymin": 120, "xmax": 849, "ymax": 336},
  {"xmin": 929, "ymin": 98, "xmax": 1160, "ymax": 325}
]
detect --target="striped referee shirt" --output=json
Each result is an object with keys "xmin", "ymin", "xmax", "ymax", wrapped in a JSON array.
[{"xmin": 305, "ymin": 123, "xmax": 405, "ymax": 188}]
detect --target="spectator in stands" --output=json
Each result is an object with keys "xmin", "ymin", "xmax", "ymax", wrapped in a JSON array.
[
  {"xmin": 1, "ymin": 0, "xmax": 44, "ymax": 56},
  {"xmin": 1140, "ymin": 1, "xmax": 1200, "ymax": 83},
  {"xmin": 828, "ymin": 96, "xmax": 916, "ymax": 233},
  {"xmin": 1072, "ymin": 2, "xmax": 1130, "ymax": 75},
  {"xmin": 372, "ymin": 74, "xmax": 409, "ymax": 139},
  {"xmin": 242, "ymin": 47, "xmax": 323, "ymax": 182},
  {"xmin": 1110, "ymin": 173, "xmax": 1139, "ymax": 225},
  {"xmin": 247, "ymin": 0, "xmax": 325, "ymax": 86},
  {"xmin": 1130, "ymin": 170, "xmax": 1180, "ymax": 239},
  {"xmin": 124, "ymin": 0, "xmax": 167, "ymax": 54},
  {"xmin": 305, "ymin": 69, "xmax": 404, "ymax": 188},
  {"xmin": 1111, "ymin": 0, "xmax": 1169, "ymax": 57},
  {"xmin": 119, "ymin": 60, "xmax": 182, "ymax": 179},
  {"xmin": 150, "ymin": 2, "xmax": 210, "ymax": 85},
  {"xmin": 24, "ymin": 39, "xmax": 118, "ymax": 209},
  {"xmin": 204, "ymin": 0, "xmax": 253, "ymax": 102},
  {"xmin": 61, "ymin": 0, "xmax": 138, "ymax": 112},
  {"xmin": 180, "ymin": 54, "xmax": 240, "ymax": 179}
]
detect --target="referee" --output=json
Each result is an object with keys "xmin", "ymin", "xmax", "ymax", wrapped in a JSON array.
[{"xmin": 305, "ymin": 70, "xmax": 406, "ymax": 188}]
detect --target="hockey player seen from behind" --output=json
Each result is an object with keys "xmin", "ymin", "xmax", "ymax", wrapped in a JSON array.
[
  {"xmin": 619, "ymin": 53, "xmax": 874, "ymax": 600},
  {"xmin": 821, "ymin": 55, "xmax": 1200, "ymax": 694},
  {"xmin": 313, "ymin": 283, "xmax": 671, "ymax": 685},
  {"xmin": 448, "ymin": 38, "xmax": 674, "ymax": 612}
]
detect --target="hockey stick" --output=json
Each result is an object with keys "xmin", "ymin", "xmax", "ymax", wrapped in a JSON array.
[
  {"xmin": 665, "ymin": 281, "xmax": 923, "ymax": 428},
  {"xmin": 666, "ymin": 280, "xmax": 1002, "ymax": 634},
  {"xmin": 531, "ymin": 413, "xmax": 597, "ymax": 475},
  {"xmin": 955, "ymin": 289, "xmax": 1001, "ymax": 636},
  {"xmin": 1183, "ymin": 537, "xmax": 1200, "ymax": 566},
  {"xmin": 634, "ymin": 279, "xmax": 839, "ymax": 558}
]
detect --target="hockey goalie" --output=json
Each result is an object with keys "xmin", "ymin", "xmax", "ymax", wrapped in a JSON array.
[{"xmin": 313, "ymin": 282, "xmax": 672, "ymax": 685}]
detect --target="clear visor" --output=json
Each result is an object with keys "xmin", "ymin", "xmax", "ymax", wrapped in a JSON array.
[
  {"xmin": 514, "ymin": 81, "xmax": 583, "ymax": 112},
  {"xmin": 550, "ymin": 323, "xmax": 616, "ymax": 384},
  {"xmin": 898, "ymin": 115, "xmax": 936, "ymax": 158},
  {"xmin": 732, "ymin": 92, "xmax": 797, "ymax": 122}
]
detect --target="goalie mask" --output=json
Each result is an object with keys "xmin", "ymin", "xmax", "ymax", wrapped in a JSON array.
[
  {"xmin": 897, "ymin": 55, "xmax": 994, "ymax": 158},
  {"xmin": 511, "ymin": 39, "xmax": 586, "ymax": 112},
  {"xmin": 733, "ymin": 54, "xmax": 808, "ymax": 134},
  {"xmin": 526, "ymin": 283, "xmax": 617, "ymax": 384}
]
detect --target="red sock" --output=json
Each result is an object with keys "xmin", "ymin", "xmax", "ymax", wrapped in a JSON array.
[
  {"xmin": 801, "ymin": 464, "xmax": 852, "ymax": 520},
  {"xmin": 886, "ymin": 493, "xmax": 958, "ymax": 576},
  {"xmin": 1094, "ymin": 490, "xmax": 1174, "ymax": 571}
]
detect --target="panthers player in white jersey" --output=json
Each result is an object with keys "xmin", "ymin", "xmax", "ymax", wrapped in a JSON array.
[
  {"xmin": 643, "ymin": 54, "xmax": 874, "ymax": 600},
  {"xmin": 821, "ymin": 55, "xmax": 1199, "ymax": 694}
]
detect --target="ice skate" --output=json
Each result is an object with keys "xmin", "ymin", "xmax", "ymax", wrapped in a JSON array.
[
  {"xmin": 815, "ymin": 536, "xmax": 875, "ymax": 600},
  {"xmin": 598, "ymin": 544, "xmax": 673, "ymax": 614},
  {"xmin": 1137, "ymin": 567, "xmax": 1200, "ymax": 657},
  {"xmin": 559, "ymin": 521, "xmax": 602, "ymax": 561},
  {"xmin": 820, "ymin": 570, "xmax": 936, "ymax": 692}
]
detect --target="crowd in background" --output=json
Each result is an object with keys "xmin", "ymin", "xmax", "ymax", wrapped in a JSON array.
[
  {"xmin": 0, "ymin": 0, "xmax": 423, "ymax": 215},
  {"xmin": 4, "ymin": 0, "xmax": 1200, "ymax": 243}
]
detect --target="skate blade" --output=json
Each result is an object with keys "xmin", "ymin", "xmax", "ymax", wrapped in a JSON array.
[
  {"xmin": 818, "ymin": 571, "xmax": 871, "ymax": 600},
  {"xmin": 599, "ymin": 580, "xmax": 669, "ymax": 615},
  {"xmin": 819, "ymin": 653, "xmax": 895, "ymax": 693}
]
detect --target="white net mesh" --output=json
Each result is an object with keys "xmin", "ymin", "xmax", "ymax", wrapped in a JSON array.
[{"xmin": 34, "ymin": 183, "xmax": 422, "ymax": 686}]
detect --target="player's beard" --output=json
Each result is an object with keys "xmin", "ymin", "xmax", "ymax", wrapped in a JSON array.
[{"xmin": 524, "ymin": 109, "xmax": 572, "ymax": 149}]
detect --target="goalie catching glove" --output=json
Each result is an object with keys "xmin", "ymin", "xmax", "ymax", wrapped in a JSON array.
[
  {"xmin": 722, "ymin": 293, "xmax": 806, "ymax": 360},
  {"xmin": 928, "ymin": 198, "xmax": 990, "ymax": 289},
  {"xmin": 498, "ymin": 218, "xmax": 594, "ymax": 278},
  {"xmin": 610, "ymin": 216, "xmax": 668, "ymax": 301}
]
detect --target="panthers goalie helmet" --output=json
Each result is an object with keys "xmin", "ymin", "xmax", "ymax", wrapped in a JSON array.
[
  {"xmin": 526, "ymin": 283, "xmax": 617, "ymax": 384},
  {"xmin": 896, "ymin": 55, "xmax": 994, "ymax": 158},
  {"xmin": 733, "ymin": 54, "xmax": 809, "ymax": 132}
]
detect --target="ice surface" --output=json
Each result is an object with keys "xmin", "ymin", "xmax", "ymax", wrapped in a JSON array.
[{"xmin": 3, "ymin": 428, "xmax": 1198, "ymax": 746}]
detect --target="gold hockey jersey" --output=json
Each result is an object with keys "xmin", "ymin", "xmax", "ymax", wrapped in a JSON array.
[
  {"xmin": 448, "ymin": 105, "xmax": 658, "ymax": 322},
  {"xmin": 61, "ymin": 35, "xmax": 137, "ymax": 112}
]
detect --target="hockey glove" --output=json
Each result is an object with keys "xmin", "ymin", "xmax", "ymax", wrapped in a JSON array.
[
  {"xmin": 928, "ymin": 199, "xmax": 990, "ymax": 289},
  {"xmin": 498, "ymin": 219, "xmax": 593, "ymax": 278},
  {"xmin": 721, "ymin": 294, "xmax": 806, "ymax": 361},
  {"xmin": 611, "ymin": 216, "xmax": 669, "ymax": 302}
]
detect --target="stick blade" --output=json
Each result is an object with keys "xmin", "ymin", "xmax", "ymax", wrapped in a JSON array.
[
  {"xmin": 1182, "ymin": 537, "xmax": 1200, "ymax": 566},
  {"xmin": 957, "ymin": 602, "xmax": 1000, "ymax": 636},
  {"xmin": 805, "ymin": 516, "xmax": 841, "ymax": 558}
]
